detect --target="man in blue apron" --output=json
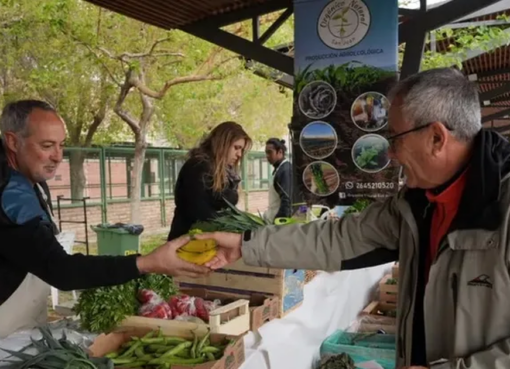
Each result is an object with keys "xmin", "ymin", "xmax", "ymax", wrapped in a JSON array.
[
  {"xmin": 0, "ymin": 100, "xmax": 209, "ymax": 338},
  {"xmin": 263, "ymin": 138, "xmax": 291, "ymax": 223}
]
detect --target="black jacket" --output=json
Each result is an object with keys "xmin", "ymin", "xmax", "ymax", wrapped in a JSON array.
[
  {"xmin": 272, "ymin": 159, "xmax": 292, "ymax": 219},
  {"xmin": 0, "ymin": 140, "xmax": 140, "ymax": 305},
  {"xmin": 167, "ymin": 157, "xmax": 240, "ymax": 241}
]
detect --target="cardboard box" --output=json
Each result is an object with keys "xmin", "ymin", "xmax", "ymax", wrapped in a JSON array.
[
  {"xmin": 392, "ymin": 263, "xmax": 399, "ymax": 279},
  {"xmin": 248, "ymin": 295, "xmax": 279, "ymax": 332},
  {"xmin": 379, "ymin": 274, "xmax": 398, "ymax": 303},
  {"xmin": 120, "ymin": 288, "xmax": 250, "ymax": 336},
  {"xmin": 175, "ymin": 259, "xmax": 305, "ymax": 317},
  {"xmin": 89, "ymin": 326, "xmax": 245, "ymax": 369}
]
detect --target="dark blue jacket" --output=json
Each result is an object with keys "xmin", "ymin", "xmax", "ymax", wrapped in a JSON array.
[{"xmin": 0, "ymin": 140, "xmax": 140, "ymax": 305}]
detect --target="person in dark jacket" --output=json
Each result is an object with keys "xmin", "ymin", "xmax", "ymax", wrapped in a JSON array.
[
  {"xmin": 167, "ymin": 122, "xmax": 252, "ymax": 241},
  {"xmin": 0, "ymin": 100, "xmax": 209, "ymax": 338},
  {"xmin": 263, "ymin": 138, "xmax": 291, "ymax": 223}
]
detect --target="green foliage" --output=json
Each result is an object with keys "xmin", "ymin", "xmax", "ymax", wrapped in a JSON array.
[
  {"xmin": 420, "ymin": 16, "xmax": 510, "ymax": 70},
  {"xmin": 74, "ymin": 274, "xmax": 177, "ymax": 333},
  {"xmin": 310, "ymin": 163, "xmax": 328, "ymax": 194},
  {"xmin": 295, "ymin": 62, "xmax": 395, "ymax": 95}
]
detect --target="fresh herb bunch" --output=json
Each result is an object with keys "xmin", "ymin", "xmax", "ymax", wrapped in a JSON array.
[
  {"xmin": 311, "ymin": 163, "xmax": 328, "ymax": 194},
  {"xmin": 75, "ymin": 274, "xmax": 177, "ymax": 333},
  {"xmin": 0, "ymin": 326, "xmax": 113, "ymax": 369},
  {"xmin": 191, "ymin": 199, "xmax": 270, "ymax": 234}
]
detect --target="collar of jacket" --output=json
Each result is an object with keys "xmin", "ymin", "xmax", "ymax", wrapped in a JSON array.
[
  {"xmin": 403, "ymin": 129, "xmax": 510, "ymax": 231},
  {"xmin": 0, "ymin": 139, "xmax": 8, "ymax": 190}
]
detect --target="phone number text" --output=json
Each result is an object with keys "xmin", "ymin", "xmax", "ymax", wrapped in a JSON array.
[{"xmin": 355, "ymin": 182, "xmax": 395, "ymax": 190}]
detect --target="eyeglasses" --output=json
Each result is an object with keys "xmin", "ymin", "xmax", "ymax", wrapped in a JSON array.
[
  {"xmin": 387, "ymin": 122, "xmax": 433, "ymax": 142},
  {"xmin": 387, "ymin": 122, "xmax": 453, "ymax": 144}
]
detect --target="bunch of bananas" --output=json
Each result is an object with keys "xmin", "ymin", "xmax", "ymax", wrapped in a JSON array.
[{"xmin": 176, "ymin": 230, "xmax": 218, "ymax": 265}]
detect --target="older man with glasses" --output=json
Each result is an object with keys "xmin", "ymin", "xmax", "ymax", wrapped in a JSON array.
[{"xmin": 197, "ymin": 67, "xmax": 510, "ymax": 369}]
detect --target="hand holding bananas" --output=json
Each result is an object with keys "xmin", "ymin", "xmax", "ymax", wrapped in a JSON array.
[{"xmin": 137, "ymin": 236, "xmax": 210, "ymax": 278}]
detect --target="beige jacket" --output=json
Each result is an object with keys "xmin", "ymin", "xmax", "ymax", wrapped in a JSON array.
[{"xmin": 242, "ymin": 130, "xmax": 510, "ymax": 368}]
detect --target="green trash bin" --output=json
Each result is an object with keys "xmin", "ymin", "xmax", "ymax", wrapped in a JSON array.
[{"xmin": 92, "ymin": 223, "xmax": 144, "ymax": 256}]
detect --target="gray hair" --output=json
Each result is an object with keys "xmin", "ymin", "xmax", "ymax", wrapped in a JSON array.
[
  {"xmin": 388, "ymin": 68, "xmax": 481, "ymax": 142},
  {"xmin": 0, "ymin": 100, "xmax": 56, "ymax": 140}
]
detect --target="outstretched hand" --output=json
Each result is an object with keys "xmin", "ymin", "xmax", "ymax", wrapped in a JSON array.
[
  {"xmin": 137, "ymin": 235, "xmax": 211, "ymax": 278},
  {"xmin": 194, "ymin": 232, "xmax": 243, "ymax": 269}
]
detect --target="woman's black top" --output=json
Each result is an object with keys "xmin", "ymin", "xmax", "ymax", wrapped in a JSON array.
[{"xmin": 167, "ymin": 157, "xmax": 240, "ymax": 241}]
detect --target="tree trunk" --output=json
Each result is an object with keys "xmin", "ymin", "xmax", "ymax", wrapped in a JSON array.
[
  {"xmin": 69, "ymin": 150, "xmax": 86, "ymax": 202},
  {"xmin": 129, "ymin": 136, "xmax": 147, "ymax": 224}
]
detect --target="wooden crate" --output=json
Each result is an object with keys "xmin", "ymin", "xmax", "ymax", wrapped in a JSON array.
[
  {"xmin": 305, "ymin": 270, "xmax": 318, "ymax": 284},
  {"xmin": 392, "ymin": 263, "xmax": 399, "ymax": 279},
  {"xmin": 359, "ymin": 300, "xmax": 397, "ymax": 333},
  {"xmin": 175, "ymin": 259, "xmax": 305, "ymax": 317},
  {"xmin": 379, "ymin": 274, "xmax": 398, "ymax": 303},
  {"xmin": 120, "ymin": 288, "xmax": 250, "ymax": 336}
]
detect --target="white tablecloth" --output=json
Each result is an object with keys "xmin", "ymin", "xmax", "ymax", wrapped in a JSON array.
[{"xmin": 240, "ymin": 263, "xmax": 393, "ymax": 369}]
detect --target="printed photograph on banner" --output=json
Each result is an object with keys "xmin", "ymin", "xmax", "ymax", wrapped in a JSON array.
[
  {"xmin": 351, "ymin": 134, "xmax": 391, "ymax": 173},
  {"xmin": 299, "ymin": 121, "xmax": 338, "ymax": 160},
  {"xmin": 302, "ymin": 161, "xmax": 340, "ymax": 197},
  {"xmin": 291, "ymin": 0, "xmax": 399, "ymax": 207},
  {"xmin": 298, "ymin": 80, "xmax": 337, "ymax": 119},
  {"xmin": 351, "ymin": 92, "xmax": 390, "ymax": 132}
]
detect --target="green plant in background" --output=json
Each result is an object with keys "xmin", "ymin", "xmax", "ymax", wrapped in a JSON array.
[
  {"xmin": 295, "ymin": 62, "xmax": 395, "ymax": 95},
  {"xmin": 74, "ymin": 274, "xmax": 177, "ymax": 333},
  {"xmin": 344, "ymin": 198, "xmax": 373, "ymax": 215},
  {"xmin": 311, "ymin": 163, "xmax": 329, "ymax": 194}
]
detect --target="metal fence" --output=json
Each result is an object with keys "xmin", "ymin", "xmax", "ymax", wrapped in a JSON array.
[{"xmin": 47, "ymin": 146, "xmax": 272, "ymax": 222}]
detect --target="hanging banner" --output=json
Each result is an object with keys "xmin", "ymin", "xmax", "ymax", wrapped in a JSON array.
[{"xmin": 291, "ymin": 0, "xmax": 399, "ymax": 207}]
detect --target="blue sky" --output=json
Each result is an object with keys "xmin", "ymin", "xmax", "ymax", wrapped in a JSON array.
[{"xmin": 302, "ymin": 122, "xmax": 336, "ymax": 139}]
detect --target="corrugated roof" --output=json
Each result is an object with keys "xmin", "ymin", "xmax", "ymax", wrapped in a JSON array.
[{"xmin": 84, "ymin": 0, "xmax": 275, "ymax": 29}]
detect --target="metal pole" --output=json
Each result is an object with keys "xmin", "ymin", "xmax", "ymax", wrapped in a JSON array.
[
  {"xmin": 159, "ymin": 149, "xmax": 166, "ymax": 226},
  {"xmin": 82, "ymin": 197, "xmax": 90, "ymax": 255},
  {"xmin": 99, "ymin": 148, "xmax": 108, "ymax": 223}
]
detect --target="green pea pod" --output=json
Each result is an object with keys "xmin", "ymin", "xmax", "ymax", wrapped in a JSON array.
[
  {"xmin": 149, "ymin": 356, "xmax": 206, "ymax": 366},
  {"xmin": 196, "ymin": 331, "xmax": 210, "ymax": 356},
  {"xmin": 191, "ymin": 332, "xmax": 198, "ymax": 359},
  {"xmin": 112, "ymin": 357, "xmax": 135, "ymax": 365},
  {"xmin": 206, "ymin": 352, "xmax": 216, "ymax": 361},
  {"xmin": 120, "ymin": 361, "xmax": 147, "ymax": 368},
  {"xmin": 201, "ymin": 346, "xmax": 221, "ymax": 353},
  {"xmin": 118, "ymin": 340, "xmax": 141, "ymax": 358},
  {"xmin": 175, "ymin": 348, "xmax": 191, "ymax": 358},
  {"xmin": 160, "ymin": 341, "xmax": 193, "ymax": 358},
  {"xmin": 134, "ymin": 347, "xmax": 145, "ymax": 358},
  {"xmin": 105, "ymin": 352, "xmax": 118, "ymax": 359}
]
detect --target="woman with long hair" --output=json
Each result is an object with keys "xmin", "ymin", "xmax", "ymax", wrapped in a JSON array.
[{"xmin": 167, "ymin": 122, "xmax": 252, "ymax": 241}]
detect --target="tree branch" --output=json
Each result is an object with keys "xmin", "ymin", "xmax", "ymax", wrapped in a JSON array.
[
  {"xmin": 129, "ymin": 74, "xmax": 221, "ymax": 99},
  {"xmin": 114, "ymin": 71, "xmax": 140, "ymax": 135}
]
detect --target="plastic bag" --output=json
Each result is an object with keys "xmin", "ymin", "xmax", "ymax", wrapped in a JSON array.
[
  {"xmin": 138, "ymin": 290, "xmax": 172, "ymax": 319},
  {"xmin": 169, "ymin": 295, "xmax": 221, "ymax": 322},
  {"xmin": 94, "ymin": 222, "xmax": 144, "ymax": 235}
]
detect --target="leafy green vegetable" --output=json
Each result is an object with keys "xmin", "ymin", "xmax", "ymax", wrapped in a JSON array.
[
  {"xmin": 74, "ymin": 274, "xmax": 177, "ymax": 333},
  {"xmin": 191, "ymin": 198, "xmax": 270, "ymax": 233},
  {"xmin": 0, "ymin": 325, "xmax": 113, "ymax": 369}
]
